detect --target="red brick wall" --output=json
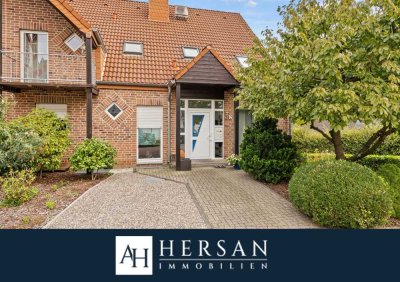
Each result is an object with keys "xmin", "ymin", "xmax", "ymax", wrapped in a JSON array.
[
  {"xmin": 3, "ymin": 89, "xmax": 87, "ymax": 155},
  {"xmin": 1, "ymin": 0, "xmax": 87, "ymax": 83},
  {"xmin": 92, "ymin": 89, "xmax": 171, "ymax": 168},
  {"xmin": 4, "ymin": 86, "xmax": 238, "ymax": 167},
  {"xmin": 224, "ymin": 89, "xmax": 235, "ymax": 158},
  {"xmin": 277, "ymin": 118, "xmax": 291, "ymax": 134}
]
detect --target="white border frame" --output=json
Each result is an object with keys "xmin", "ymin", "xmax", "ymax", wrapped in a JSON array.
[
  {"xmin": 182, "ymin": 99, "xmax": 224, "ymax": 160},
  {"xmin": 105, "ymin": 103, "xmax": 124, "ymax": 120},
  {"xmin": 123, "ymin": 41, "xmax": 144, "ymax": 56},
  {"xmin": 182, "ymin": 46, "xmax": 200, "ymax": 59},
  {"xmin": 136, "ymin": 107, "xmax": 163, "ymax": 164},
  {"xmin": 64, "ymin": 33, "xmax": 84, "ymax": 52},
  {"xmin": 20, "ymin": 30, "xmax": 49, "ymax": 83}
]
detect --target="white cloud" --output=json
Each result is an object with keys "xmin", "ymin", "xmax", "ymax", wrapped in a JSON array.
[
  {"xmin": 247, "ymin": 0, "xmax": 258, "ymax": 7},
  {"xmin": 223, "ymin": 0, "xmax": 258, "ymax": 8}
]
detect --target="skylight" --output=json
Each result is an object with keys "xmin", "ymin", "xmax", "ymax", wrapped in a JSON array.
[
  {"xmin": 236, "ymin": 56, "xmax": 249, "ymax": 68},
  {"xmin": 124, "ymin": 41, "xmax": 144, "ymax": 55},
  {"xmin": 183, "ymin": 47, "xmax": 199, "ymax": 58}
]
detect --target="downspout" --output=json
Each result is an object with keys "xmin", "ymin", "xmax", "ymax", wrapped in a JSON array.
[{"xmin": 167, "ymin": 80, "xmax": 176, "ymax": 164}]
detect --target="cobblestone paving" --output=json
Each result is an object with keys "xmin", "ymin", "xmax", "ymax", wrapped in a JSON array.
[{"xmin": 138, "ymin": 167, "xmax": 316, "ymax": 229}]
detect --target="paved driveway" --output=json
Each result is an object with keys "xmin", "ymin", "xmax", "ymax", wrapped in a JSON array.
[
  {"xmin": 139, "ymin": 167, "xmax": 315, "ymax": 229},
  {"xmin": 45, "ymin": 167, "xmax": 315, "ymax": 229}
]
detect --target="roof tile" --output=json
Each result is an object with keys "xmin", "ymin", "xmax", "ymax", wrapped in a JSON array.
[{"xmin": 68, "ymin": 0, "xmax": 256, "ymax": 85}]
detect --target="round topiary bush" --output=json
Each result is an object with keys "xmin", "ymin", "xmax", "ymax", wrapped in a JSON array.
[
  {"xmin": 377, "ymin": 164, "xmax": 400, "ymax": 219},
  {"xmin": 288, "ymin": 160, "xmax": 392, "ymax": 229},
  {"xmin": 240, "ymin": 118, "xmax": 301, "ymax": 184}
]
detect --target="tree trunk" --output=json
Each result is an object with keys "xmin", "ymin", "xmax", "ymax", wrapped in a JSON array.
[{"xmin": 330, "ymin": 130, "xmax": 346, "ymax": 160}]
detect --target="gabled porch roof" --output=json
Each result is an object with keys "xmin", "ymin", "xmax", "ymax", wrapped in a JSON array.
[{"xmin": 174, "ymin": 46, "xmax": 239, "ymax": 86}]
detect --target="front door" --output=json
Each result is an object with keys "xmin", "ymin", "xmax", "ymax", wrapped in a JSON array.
[{"xmin": 190, "ymin": 112, "xmax": 211, "ymax": 159}]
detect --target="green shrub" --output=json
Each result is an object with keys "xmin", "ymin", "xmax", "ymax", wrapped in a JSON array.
[
  {"xmin": 240, "ymin": 118, "xmax": 302, "ymax": 184},
  {"xmin": 305, "ymin": 153, "xmax": 400, "ymax": 170},
  {"xmin": 12, "ymin": 109, "xmax": 71, "ymax": 174},
  {"xmin": 46, "ymin": 201, "xmax": 56, "ymax": 210},
  {"xmin": 70, "ymin": 139, "xmax": 116, "ymax": 180},
  {"xmin": 0, "ymin": 123, "xmax": 42, "ymax": 175},
  {"xmin": 0, "ymin": 98, "xmax": 7, "ymax": 122},
  {"xmin": 289, "ymin": 161, "xmax": 392, "ymax": 229},
  {"xmin": 0, "ymin": 170, "xmax": 39, "ymax": 207},
  {"xmin": 293, "ymin": 127, "xmax": 400, "ymax": 156},
  {"xmin": 377, "ymin": 164, "xmax": 400, "ymax": 219},
  {"xmin": 357, "ymin": 155, "xmax": 400, "ymax": 170}
]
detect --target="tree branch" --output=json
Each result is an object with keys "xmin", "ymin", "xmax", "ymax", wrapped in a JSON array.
[
  {"xmin": 348, "ymin": 126, "xmax": 396, "ymax": 162},
  {"xmin": 310, "ymin": 121, "xmax": 333, "ymax": 144}
]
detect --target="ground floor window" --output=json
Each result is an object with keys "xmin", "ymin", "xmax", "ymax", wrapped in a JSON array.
[
  {"xmin": 138, "ymin": 128, "xmax": 161, "ymax": 159},
  {"xmin": 36, "ymin": 104, "xmax": 67, "ymax": 118},
  {"xmin": 137, "ymin": 106, "xmax": 163, "ymax": 163},
  {"xmin": 239, "ymin": 110, "xmax": 254, "ymax": 153}
]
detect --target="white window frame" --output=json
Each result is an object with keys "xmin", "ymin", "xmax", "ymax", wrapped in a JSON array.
[
  {"xmin": 236, "ymin": 55, "xmax": 249, "ymax": 68},
  {"xmin": 20, "ymin": 30, "xmax": 49, "ymax": 82},
  {"xmin": 137, "ymin": 107, "xmax": 163, "ymax": 164},
  {"xmin": 123, "ymin": 41, "xmax": 144, "ymax": 55},
  {"xmin": 64, "ymin": 33, "xmax": 84, "ymax": 52},
  {"xmin": 182, "ymin": 47, "xmax": 199, "ymax": 59},
  {"xmin": 105, "ymin": 103, "xmax": 124, "ymax": 120},
  {"xmin": 36, "ymin": 104, "xmax": 67, "ymax": 118}
]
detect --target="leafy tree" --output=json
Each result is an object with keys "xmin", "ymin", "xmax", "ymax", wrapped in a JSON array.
[
  {"xmin": 12, "ymin": 109, "xmax": 71, "ymax": 176},
  {"xmin": 237, "ymin": 0, "xmax": 400, "ymax": 161}
]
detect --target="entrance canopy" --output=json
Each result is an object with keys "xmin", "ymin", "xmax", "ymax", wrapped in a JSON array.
[{"xmin": 173, "ymin": 46, "xmax": 240, "ymax": 171}]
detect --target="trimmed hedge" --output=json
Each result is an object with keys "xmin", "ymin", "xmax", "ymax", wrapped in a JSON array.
[
  {"xmin": 305, "ymin": 153, "xmax": 400, "ymax": 170},
  {"xmin": 289, "ymin": 160, "xmax": 393, "ymax": 229},
  {"xmin": 293, "ymin": 127, "xmax": 400, "ymax": 156},
  {"xmin": 240, "ymin": 118, "xmax": 302, "ymax": 184},
  {"xmin": 377, "ymin": 164, "xmax": 400, "ymax": 219}
]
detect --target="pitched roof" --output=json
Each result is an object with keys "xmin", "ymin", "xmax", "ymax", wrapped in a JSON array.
[
  {"xmin": 69, "ymin": 0, "xmax": 257, "ymax": 85},
  {"xmin": 175, "ymin": 46, "xmax": 238, "ymax": 85},
  {"xmin": 47, "ymin": 0, "xmax": 92, "ymax": 34}
]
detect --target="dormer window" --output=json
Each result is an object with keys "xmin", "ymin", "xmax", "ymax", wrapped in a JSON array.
[
  {"xmin": 123, "ymin": 41, "xmax": 144, "ymax": 55},
  {"xmin": 183, "ymin": 47, "xmax": 199, "ymax": 59},
  {"xmin": 236, "ymin": 56, "xmax": 249, "ymax": 68}
]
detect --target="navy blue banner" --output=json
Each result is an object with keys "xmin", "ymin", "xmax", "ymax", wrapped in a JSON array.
[{"xmin": 0, "ymin": 230, "xmax": 399, "ymax": 281}]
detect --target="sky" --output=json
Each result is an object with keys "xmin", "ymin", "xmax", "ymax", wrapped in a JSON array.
[{"xmin": 170, "ymin": 0, "xmax": 291, "ymax": 37}]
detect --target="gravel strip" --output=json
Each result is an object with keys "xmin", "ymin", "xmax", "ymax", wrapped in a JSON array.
[{"xmin": 44, "ymin": 172, "xmax": 207, "ymax": 229}]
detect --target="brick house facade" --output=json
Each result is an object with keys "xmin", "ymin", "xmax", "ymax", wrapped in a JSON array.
[{"xmin": 1, "ymin": 0, "xmax": 288, "ymax": 169}]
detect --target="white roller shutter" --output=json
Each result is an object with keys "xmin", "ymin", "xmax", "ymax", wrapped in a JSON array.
[
  {"xmin": 36, "ymin": 104, "xmax": 67, "ymax": 118},
  {"xmin": 137, "ymin": 107, "xmax": 163, "ymax": 128}
]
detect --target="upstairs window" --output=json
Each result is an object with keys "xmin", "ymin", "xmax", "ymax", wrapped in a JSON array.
[
  {"xmin": 65, "ymin": 33, "xmax": 84, "ymax": 52},
  {"xmin": 236, "ymin": 56, "xmax": 249, "ymax": 68},
  {"xmin": 123, "ymin": 41, "xmax": 144, "ymax": 55},
  {"xmin": 182, "ymin": 47, "xmax": 199, "ymax": 59},
  {"xmin": 21, "ymin": 31, "xmax": 49, "ymax": 83}
]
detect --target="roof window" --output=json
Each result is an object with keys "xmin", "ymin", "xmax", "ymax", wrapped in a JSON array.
[
  {"xmin": 236, "ymin": 56, "xmax": 249, "ymax": 68},
  {"xmin": 183, "ymin": 47, "xmax": 199, "ymax": 59},
  {"xmin": 123, "ymin": 41, "xmax": 144, "ymax": 55}
]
